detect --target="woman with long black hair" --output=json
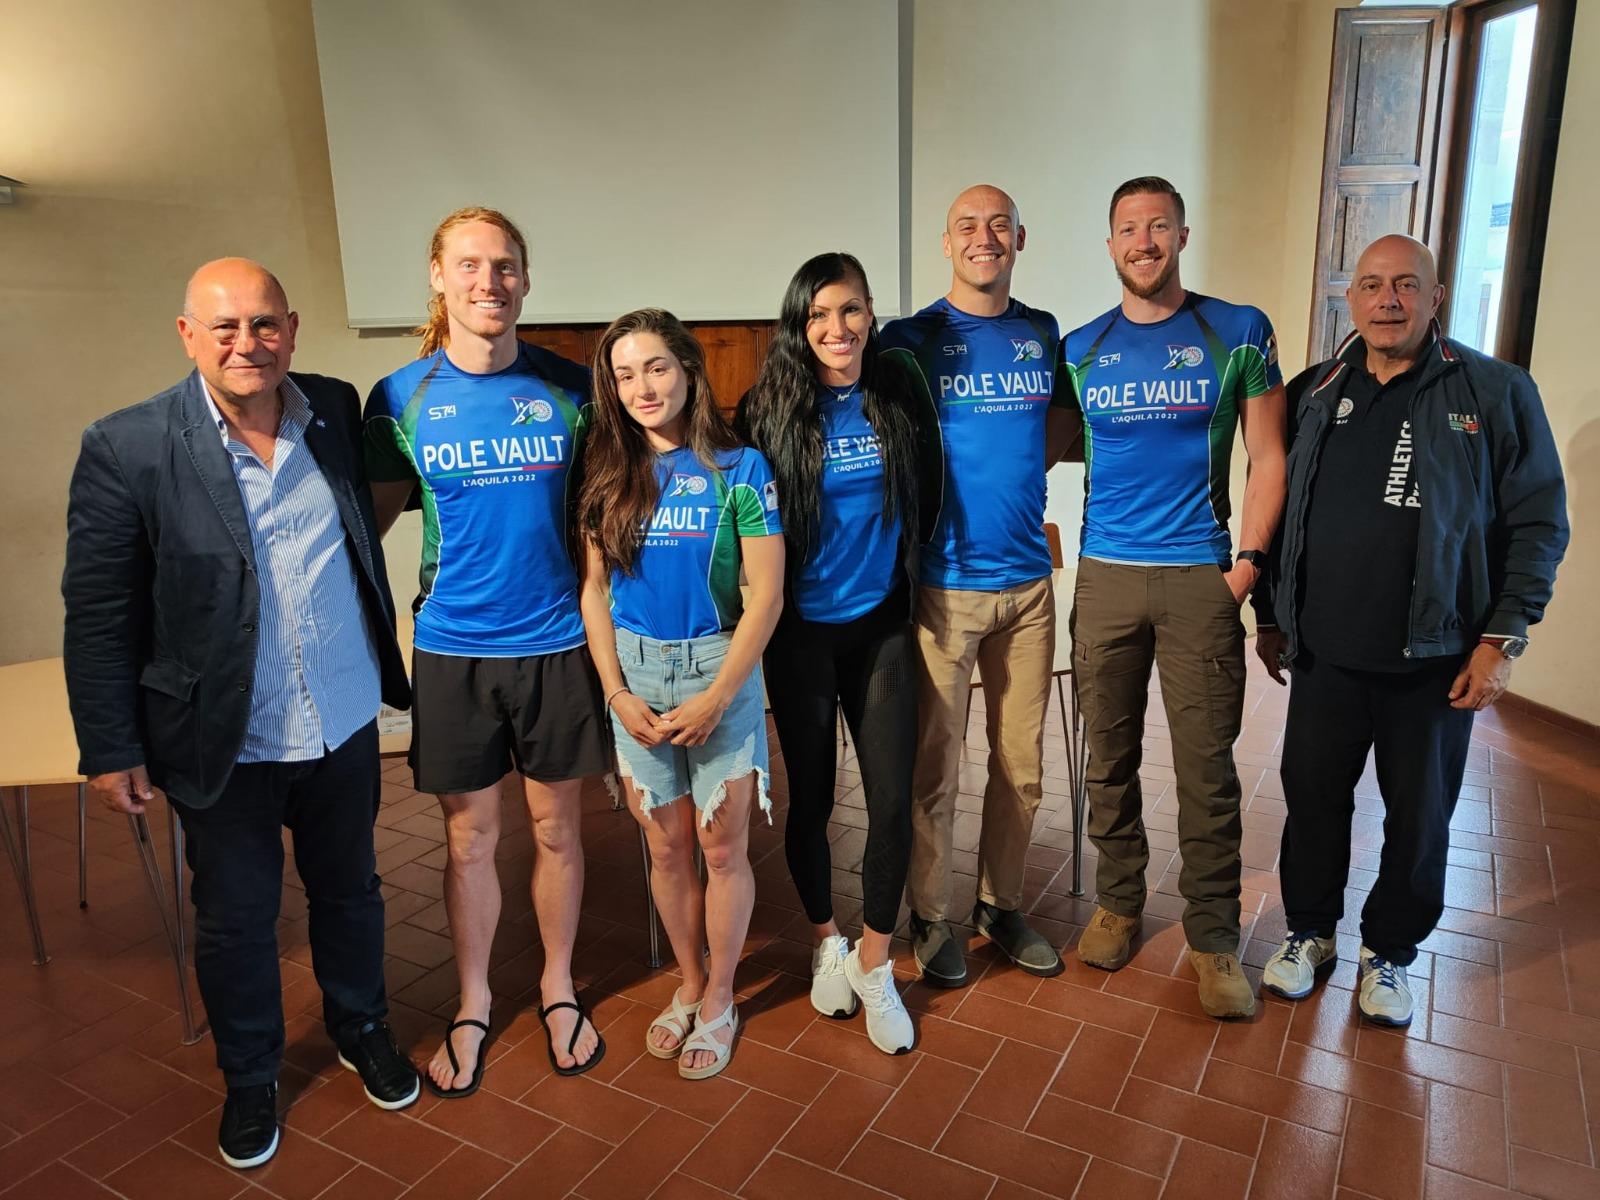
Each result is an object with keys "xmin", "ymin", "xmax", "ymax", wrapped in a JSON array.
[{"xmin": 739, "ymin": 252, "xmax": 941, "ymax": 1055}]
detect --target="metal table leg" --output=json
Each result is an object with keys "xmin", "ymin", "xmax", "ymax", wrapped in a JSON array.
[
  {"xmin": 77, "ymin": 783, "xmax": 87, "ymax": 909},
  {"xmin": 128, "ymin": 809, "xmax": 200, "ymax": 1044},
  {"xmin": 1057, "ymin": 674, "xmax": 1087, "ymax": 898},
  {"xmin": 167, "ymin": 805, "xmax": 196, "ymax": 1042},
  {"xmin": 638, "ymin": 823, "xmax": 661, "ymax": 969},
  {"xmin": 1, "ymin": 786, "xmax": 48, "ymax": 965}
]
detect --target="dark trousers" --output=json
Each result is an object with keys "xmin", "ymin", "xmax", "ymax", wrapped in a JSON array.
[
  {"xmin": 765, "ymin": 588, "xmax": 917, "ymax": 935},
  {"xmin": 1072, "ymin": 559, "xmax": 1247, "ymax": 954},
  {"xmin": 1279, "ymin": 650, "xmax": 1475, "ymax": 966},
  {"xmin": 172, "ymin": 721, "xmax": 387, "ymax": 1087}
]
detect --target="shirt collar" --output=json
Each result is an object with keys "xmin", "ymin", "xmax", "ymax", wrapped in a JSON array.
[{"xmin": 199, "ymin": 375, "xmax": 310, "ymax": 447}]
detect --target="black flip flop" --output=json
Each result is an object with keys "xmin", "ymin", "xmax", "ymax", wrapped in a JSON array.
[
  {"xmin": 423, "ymin": 1018, "xmax": 492, "ymax": 1099},
  {"xmin": 538, "ymin": 998, "xmax": 606, "ymax": 1077}
]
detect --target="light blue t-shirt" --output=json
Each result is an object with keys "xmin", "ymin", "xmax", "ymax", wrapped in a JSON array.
[
  {"xmin": 1060, "ymin": 293, "xmax": 1282, "ymax": 566},
  {"xmin": 880, "ymin": 297, "xmax": 1064, "ymax": 590},
  {"xmin": 793, "ymin": 382, "xmax": 903, "ymax": 622},
  {"xmin": 363, "ymin": 343, "xmax": 590, "ymax": 657},
  {"xmin": 610, "ymin": 446, "xmax": 783, "ymax": 641}
]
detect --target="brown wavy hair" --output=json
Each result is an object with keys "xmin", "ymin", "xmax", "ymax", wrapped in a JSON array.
[
  {"xmin": 578, "ymin": 309, "xmax": 742, "ymax": 576},
  {"xmin": 413, "ymin": 206, "xmax": 531, "ymax": 358}
]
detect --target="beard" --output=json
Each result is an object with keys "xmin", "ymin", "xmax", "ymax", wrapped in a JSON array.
[{"xmin": 1116, "ymin": 254, "xmax": 1178, "ymax": 300}]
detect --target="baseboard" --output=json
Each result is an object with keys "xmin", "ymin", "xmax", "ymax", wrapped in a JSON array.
[{"xmin": 1498, "ymin": 690, "xmax": 1600, "ymax": 740}]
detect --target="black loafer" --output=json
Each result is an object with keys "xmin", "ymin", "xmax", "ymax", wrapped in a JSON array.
[
  {"xmin": 909, "ymin": 912, "xmax": 969, "ymax": 988},
  {"xmin": 973, "ymin": 900, "xmax": 1064, "ymax": 977},
  {"xmin": 337, "ymin": 1018, "xmax": 421, "ymax": 1110},
  {"xmin": 219, "ymin": 1083, "xmax": 279, "ymax": 1169}
]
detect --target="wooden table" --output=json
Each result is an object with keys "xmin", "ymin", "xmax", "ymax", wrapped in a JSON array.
[{"xmin": 0, "ymin": 657, "xmax": 200, "ymax": 1041}]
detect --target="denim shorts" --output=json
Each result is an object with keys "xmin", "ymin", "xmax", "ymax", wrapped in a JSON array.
[{"xmin": 610, "ymin": 626, "xmax": 771, "ymax": 826}]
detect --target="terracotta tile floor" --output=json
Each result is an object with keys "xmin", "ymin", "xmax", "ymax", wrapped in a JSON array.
[{"xmin": 4, "ymin": 652, "xmax": 1600, "ymax": 1199}]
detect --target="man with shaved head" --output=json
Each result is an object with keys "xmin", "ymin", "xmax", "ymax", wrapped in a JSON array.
[
  {"xmin": 1253, "ymin": 234, "xmax": 1567, "ymax": 1027},
  {"xmin": 64, "ymin": 259, "xmax": 418, "ymax": 1168},
  {"xmin": 880, "ymin": 184, "xmax": 1077, "ymax": 986}
]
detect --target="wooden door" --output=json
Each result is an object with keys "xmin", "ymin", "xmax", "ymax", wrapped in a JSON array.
[{"xmin": 1308, "ymin": 6, "xmax": 1451, "ymax": 363}]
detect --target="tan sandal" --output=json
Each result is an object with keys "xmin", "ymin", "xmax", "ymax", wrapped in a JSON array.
[
  {"xmin": 678, "ymin": 1003, "xmax": 738, "ymax": 1080},
  {"xmin": 645, "ymin": 987, "xmax": 701, "ymax": 1059}
]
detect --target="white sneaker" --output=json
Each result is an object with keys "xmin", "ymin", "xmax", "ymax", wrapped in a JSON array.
[
  {"xmin": 843, "ymin": 947, "xmax": 915, "ymax": 1055},
  {"xmin": 1357, "ymin": 946, "xmax": 1414, "ymax": 1027},
  {"xmin": 811, "ymin": 934, "xmax": 858, "ymax": 1019},
  {"xmin": 1261, "ymin": 932, "xmax": 1338, "ymax": 1000}
]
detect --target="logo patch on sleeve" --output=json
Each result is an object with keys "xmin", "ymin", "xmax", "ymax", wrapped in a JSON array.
[{"xmin": 762, "ymin": 480, "xmax": 779, "ymax": 511}]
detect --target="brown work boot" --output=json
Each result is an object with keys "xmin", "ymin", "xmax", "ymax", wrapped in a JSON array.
[
  {"xmin": 1075, "ymin": 906, "xmax": 1141, "ymax": 970},
  {"xmin": 1189, "ymin": 949, "xmax": 1257, "ymax": 1019}
]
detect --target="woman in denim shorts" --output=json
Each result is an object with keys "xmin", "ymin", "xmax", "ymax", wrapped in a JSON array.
[{"xmin": 576, "ymin": 309, "xmax": 785, "ymax": 1080}]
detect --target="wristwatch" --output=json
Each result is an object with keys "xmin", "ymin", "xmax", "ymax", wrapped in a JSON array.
[
  {"xmin": 1236, "ymin": 549, "xmax": 1268, "ymax": 570},
  {"xmin": 1483, "ymin": 636, "xmax": 1529, "ymax": 660}
]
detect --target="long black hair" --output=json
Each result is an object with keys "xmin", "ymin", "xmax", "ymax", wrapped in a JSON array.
[{"xmin": 741, "ymin": 252, "xmax": 919, "ymax": 567}]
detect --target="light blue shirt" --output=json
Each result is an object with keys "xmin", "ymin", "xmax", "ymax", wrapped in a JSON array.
[{"xmin": 204, "ymin": 379, "xmax": 380, "ymax": 762}]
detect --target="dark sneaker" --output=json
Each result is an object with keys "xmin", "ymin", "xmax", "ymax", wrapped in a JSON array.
[
  {"xmin": 909, "ymin": 912, "xmax": 968, "ymax": 988},
  {"xmin": 337, "ymin": 1018, "xmax": 421, "ymax": 1110},
  {"xmin": 973, "ymin": 901, "xmax": 1064, "ymax": 977},
  {"xmin": 218, "ymin": 1083, "xmax": 279, "ymax": 1169}
]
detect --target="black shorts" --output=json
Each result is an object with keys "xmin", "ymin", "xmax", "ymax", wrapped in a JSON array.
[{"xmin": 409, "ymin": 645, "xmax": 612, "ymax": 794}]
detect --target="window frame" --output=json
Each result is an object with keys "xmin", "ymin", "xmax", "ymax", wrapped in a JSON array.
[{"xmin": 1433, "ymin": 0, "xmax": 1575, "ymax": 366}]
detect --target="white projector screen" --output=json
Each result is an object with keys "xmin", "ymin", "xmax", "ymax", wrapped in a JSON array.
[{"xmin": 312, "ymin": 0, "xmax": 903, "ymax": 327}]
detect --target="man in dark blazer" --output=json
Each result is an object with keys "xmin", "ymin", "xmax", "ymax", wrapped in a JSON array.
[{"xmin": 63, "ymin": 258, "xmax": 418, "ymax": 1170}]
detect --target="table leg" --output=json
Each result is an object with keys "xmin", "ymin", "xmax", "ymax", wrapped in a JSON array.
[
  {"xmin": 167, "ymin": 805, "xmax": 198, "ymax": 1044},
  {"xmin": 77, "ymin": 783, "xmax": 88, "ymax": 909},
  {"xmin": 128, "ymin": 810, "xmax": 200, "ymax": 1044},
  {"xmin": 1, "ymin": 786, "xmax": 49, "ymax": 965},
  {"xmin": 638, "ymin": 823, "xmax": 661, "ymax": 970},
  {"xmin": 1057, "ymin": 674, "xmax": 1087, "ymax": 899}
]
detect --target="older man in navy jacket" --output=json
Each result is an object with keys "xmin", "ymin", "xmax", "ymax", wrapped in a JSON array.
[
  {"xmin": 1252, "ymin": 235, "xmax": 1567, "ymax": 1028},
  {"xmin": 63, "ymin": 259, "xmax": 417, "ymax": 1169}
]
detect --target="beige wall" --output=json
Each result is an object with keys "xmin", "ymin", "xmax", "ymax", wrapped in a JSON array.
[
  {"xmin": 0, "ymin": 0, "xmax": 421, "ymax": 663},
  {"xmin": 1, "ymin": 0, "xmax": 1591, "ymax": 724},
  {"xmin": 1517, "ymin": 0, "xmax": 1598, "ymax": 724}
]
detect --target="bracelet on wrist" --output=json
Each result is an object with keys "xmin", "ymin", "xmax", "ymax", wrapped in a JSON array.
[{"xmin": 604, "ymin": 685, "xmax": 630, "ymax": 710}]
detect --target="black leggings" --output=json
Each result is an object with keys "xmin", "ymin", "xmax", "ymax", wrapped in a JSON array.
[{"xmin": 765, "ymin": 588, "xmax": 917, "ymax": 935}]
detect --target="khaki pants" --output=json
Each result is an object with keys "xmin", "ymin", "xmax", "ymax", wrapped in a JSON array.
[
  {"xmin": 1071, "ymin": 558, "xmax": 1246, "ymax": 954},
  {"xmin": 906, "ymin": 577, "xmax": 1054, "ymax": 920}
]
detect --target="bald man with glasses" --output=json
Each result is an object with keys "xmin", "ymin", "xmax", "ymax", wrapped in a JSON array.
[{"xmin": 63, "ymin": 259, "xmax": 417, "ymax": 1170}]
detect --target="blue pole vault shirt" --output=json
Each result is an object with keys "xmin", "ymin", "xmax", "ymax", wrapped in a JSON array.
[
  {"xmin": 362, "ymin": 343, "xmax": 591, "ymax": 657},
  {"xmin": 609, "ymin": 446, "xmax": 783, "ymax": 642},
  {"xmin": 793, "ymin": 381, "xmax": 903, "ymax": 623},
  {"xmin": 880, "ymin": 297, "xmax": 1064, "ymax": 590},
  {"xmin": 1059, "ymin": 293, "xmax": 1282, "ymax": 566}
]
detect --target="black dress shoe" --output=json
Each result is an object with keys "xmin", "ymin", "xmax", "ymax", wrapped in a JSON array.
[
  {"xmin": 337, "ymin": 1018, "xmax": 421, "ymax": 1110},
  {"xmin": 909, "ymin": 912, "xmax": 969, "ymax": 988},
  {"xmin": 218, "ymin": 1083, "xmax": 279, "ymax": 1169}
]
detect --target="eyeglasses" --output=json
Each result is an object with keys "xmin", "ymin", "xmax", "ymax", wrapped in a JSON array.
[{"xmin": 183, "ymin": 312, "xmax": 290, "ymax": 346}]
